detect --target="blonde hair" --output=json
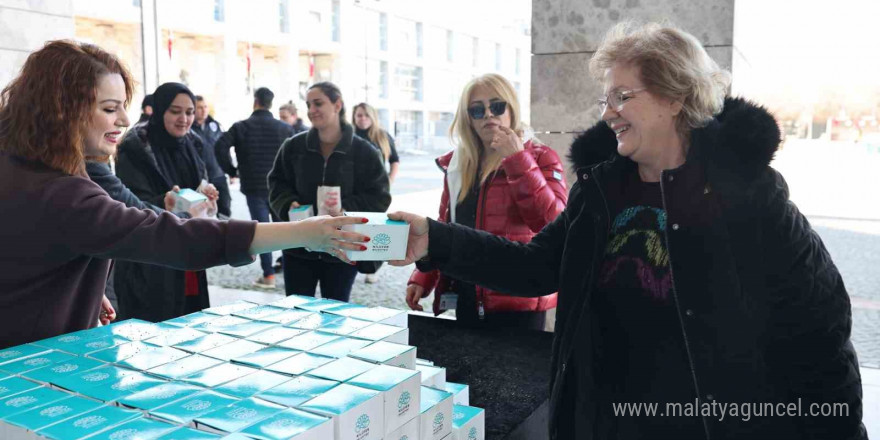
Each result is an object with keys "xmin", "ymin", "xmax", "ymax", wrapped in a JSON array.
[
  {"xmin": 352, "ymin": 103, "xmax": 391, "ymax": 162},
  {"xmin": 588, "ymin": 22, "xmax": 730, "ymax": 137},
  {"xmin": 450, "ymin": 73, "xmax": 523, "ymax": 203}
]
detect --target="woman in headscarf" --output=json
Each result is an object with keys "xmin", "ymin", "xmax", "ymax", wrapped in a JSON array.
[{"xmin": 114, "ymin": 82, "xmax": 222, "ymax": 321}]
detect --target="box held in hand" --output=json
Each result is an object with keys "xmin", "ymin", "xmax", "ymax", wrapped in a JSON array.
[
  {"xmin": 172, "ymin": 189, "xmax": 208, "ymax": 214},
  {"xmin": 341, "ymin": 212, "xmax": 409, "ymax": 261}
]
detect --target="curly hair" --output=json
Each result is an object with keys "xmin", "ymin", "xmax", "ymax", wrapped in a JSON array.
[
  {"xmin": 588, "ymin": 22, "xmax": 731, "ymax": 137},
  {"xmin": 0, "ymin": 40, "xmax": 134, "ymax": 176}
]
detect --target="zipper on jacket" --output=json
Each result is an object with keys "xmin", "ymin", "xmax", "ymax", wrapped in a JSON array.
[
  {"xmin": 474, "ymin": 176, "xmax": 492, "ymax": 320},
  {"xmin": 659, "ymin": 172, "xmax": 711, "ymax": 440}
]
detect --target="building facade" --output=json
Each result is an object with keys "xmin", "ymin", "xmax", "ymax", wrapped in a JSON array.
[{"xmin": 68, "ymin": 0, "xmax": 531, "ymax": 153}]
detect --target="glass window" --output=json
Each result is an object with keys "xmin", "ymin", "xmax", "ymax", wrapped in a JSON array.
[
  {"xmin": 515, "ymin": 48, "xmax": 521, "ymax": 74},
  {"xmin": 416, "ymin": 22, "xmax": 423, "ymax": 58},
  {"xmin": 379, "ymin": 13, "xmax": 388, "ymax": 51},
  {"xmin": 133, "ymin": 0, "xmax": 141, "ymax": 7},
  {"xmin": 379, "ymin": 61, "xmax": 389, "ymax": 99},
  {"xmin": 394, "ymin": 18, "xmax": 420, "ymax": 58},
  {"xmin": 378, "ymin": 109, "xmax": 390, "ymax": 133},
  {"xmin": 472, "ymin": 37, "xmax": 479, "ymax": 68},
  {"xmin": 446, "ymin": 30, "xmax": 454, "ymax": 62},
  {"xmin": 214, "ymin": 0, "xmax": 225, "ymax": 22},
  {"xmin": 395, "ymin": 110, "xmax": 424, "ymax": 150},
  {"xmin": 279, "ymin": 0, "xmax": 290, "ymax": 33},
  {"xmin": 395, "ymin": 64, "xmax": 423, "ymax": 101},
  {"xmin": 332, "ymin": 0, "xmax": 341, "ymax": 42}
]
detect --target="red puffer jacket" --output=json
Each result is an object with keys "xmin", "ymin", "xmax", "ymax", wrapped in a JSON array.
[{"xmin": 408, "ymin": 139, "xmax": 568, "ymax": 315}]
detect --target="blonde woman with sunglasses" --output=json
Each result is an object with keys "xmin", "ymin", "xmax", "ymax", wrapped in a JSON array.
[{"xmin": 405, "ymin": 73, "xmax": 567, "ymax": 330}]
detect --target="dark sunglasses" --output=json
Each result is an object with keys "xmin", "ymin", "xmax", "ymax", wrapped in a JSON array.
[{"xmin": 467, "ymin": 101, "xmax": 507, "ymax": 120}]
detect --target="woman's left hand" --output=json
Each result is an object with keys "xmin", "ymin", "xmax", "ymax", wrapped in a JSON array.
[
  {"xmin": 489, "ymin": 125, "xmax": 524, "ymax": 158},
  {"xmin": 99, "ymin": 295, "xmax": 116, "ymax": 325},
  {"xmin": 200, "ymin": 184, "xmax": 220, "ymax": 201}
]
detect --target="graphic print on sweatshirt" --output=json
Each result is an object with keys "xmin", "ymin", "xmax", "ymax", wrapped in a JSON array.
[{"xmin": 598, "ymin": 205, "xmax": 671, "ymax": 302}]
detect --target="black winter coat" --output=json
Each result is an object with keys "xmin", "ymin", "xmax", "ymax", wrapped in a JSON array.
[
  {"xmin": 268, "ymin": 123, "xmax": 391, "ymax": 263},
  {"xmin": 114, "ymin": 128, "xmax": 212, "ymax": 321},
  {"xmin": 215, "ymin": 109, "xmax": 294, "ymax": 198},
  {"xmin": 192, "ymin": 116, "xmax": 232, "ymax": 217},
  {"xmin": 419, "ymin": 98, "xmax": 866, "ymax": 440},
  {"xmin": 85, "ymin": 161, "xmax": 164, "ymax": 215}
]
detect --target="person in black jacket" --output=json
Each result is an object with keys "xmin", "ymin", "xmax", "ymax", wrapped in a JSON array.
[
  {"xmin": 390, "ymin": 23, "xmax": 866, "ymax": 440},
  {"xmin": 353, "ymin": 102, "xmax": 399, "ymax": 184},
  {"xmin": 192, "ymin": 95, "xmax": 231, "ymax": 218},
  {"xmin": 279, "ymin": 100, "xmax": 309, "ymax": 134},
  {"xmin": 85, "ymin": 157, "xmax": 209, "ymax": 311},
  {"xmin": 115, "ymin": 82, "xmax": 221, "ymax": 322},
  {"xmin": 269, "ymin": 82, "xmax": 391, "ymax": 301},
  {"xmin": 215, "ymin": 87, "xmax": 294, "ymax": 288},
  {"xmin": 137, "ymin": 94, "xmax": 152, "ymax": 124}
]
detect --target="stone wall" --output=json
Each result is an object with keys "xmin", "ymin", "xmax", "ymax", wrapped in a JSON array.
[
  {"xmin": 0, "ymin": 1, "xmax": 75, "ymax": 89},
  {"xmin": 530, "ymin": 0, "xmax": 735, "ymax": 183}
]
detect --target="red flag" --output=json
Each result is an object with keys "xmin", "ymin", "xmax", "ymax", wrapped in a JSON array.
[
  {"xmin": 246, "ymin": 42, "xmax": 252, "ymax": 77},
  {"xmin": 167, "ymin": 30, "xmax": 173, "ymax": 59}
]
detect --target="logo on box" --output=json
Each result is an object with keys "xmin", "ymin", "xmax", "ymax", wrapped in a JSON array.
[
  {"xmin": 40, "ymin": 405, "xmax": 73, "ymax": 418},
  {"xmin": 183, "ymin": 400, "xmax": 211, "ymax": 411},
  {"xmin": 53, "ymin": 363, "xmax": 78, "ymax": 373},
  {"xmin": 398, "ymin": 391, "xmax": 412, "ymax": 416},
  {"xmin": 83, "ymin": 372, "xmax": 109, "ymax": 382},
  {"xmin": 469, "ymin": 427, "xmax": 478, "ymax": 440},
  {"xmin": 109, "ymin": 429, "xmax": 137, "ymax": 440},
  {"xmin": 74, "ymin": 415, "xmax": 107, "ymax": 429},
  {"xmin": 433, "ymin": 412, "xmax": 445, "ymax": 434},
  {"xmin": 229, "ymin": 407, "xmax": 257, "ymax": 420},
  {"xmin": 6, "ymin": 396, "xmax": 37, "ymax": 407},
  {"xmin": 374, "ymin": 233, "xmax": 392, "ymax": 246},
  {"xmin": 24, "ymin": 357, "xmax": 51, "ymax": 367},
  {"xmin": 356, "ymin": 413, "xmax": 371, "ymax": 439}
]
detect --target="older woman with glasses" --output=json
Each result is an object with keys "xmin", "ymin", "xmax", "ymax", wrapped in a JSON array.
[
  {"xmin": 390, "ymin": 23, "xmax": 865, "ymax": 439},
  {"xmin": 404, "ymin": 73, "xmax": 567, "ymax": 330}
]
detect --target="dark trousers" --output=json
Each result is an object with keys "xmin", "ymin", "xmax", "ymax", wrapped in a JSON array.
[
  {"xmin": 283, "ymin": 256, "xmax": 359, "ymax": 302},
  {"xmin": 245, "ymin": 195, "xmax": 275, "ymax": 277},
  {"xmin": 213, "ymin": 176, "xmax": 232, "ymax": 218}
]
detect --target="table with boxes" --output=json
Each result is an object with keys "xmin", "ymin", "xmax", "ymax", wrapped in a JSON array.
[{"xmin": 0, "ymin": 296, "xmax": 484, "ymax": 440}]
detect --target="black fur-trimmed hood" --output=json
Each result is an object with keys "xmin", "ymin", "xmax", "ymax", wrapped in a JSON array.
[{"xmin": 568, "ymin": 97, "xmax": 782, "ymax": 179}]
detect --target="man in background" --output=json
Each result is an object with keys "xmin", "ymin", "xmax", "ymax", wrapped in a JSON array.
[
  {"xmin": 191, "ymin": 95, "xmax": 231, "ymax": 218},
  {"xmin": 137, "ymin": 94, "xmax": 153, "ymax": 124},
  {"xmin": 215, "ymin": 87, "xmax": 294, "ymax": 288},
  {"xmin": 279, "ymin": 100, "xmax": 309, "ymax": 134}
]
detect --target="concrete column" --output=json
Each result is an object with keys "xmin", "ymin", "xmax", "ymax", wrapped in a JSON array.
[
  {"xmin": 530, "ymin": 0, "xmax": 735, "ymax": 181},
  {"xmin": 138, "ymin": 0, "xmax": 160, "ymax": 96},
  {"xmin": 0, "ymin": 1, "xmax": 75, "ymax": 88},
  {"xmin": 218, "ymin": 29, "xmax": 240, "ymax": 125}
]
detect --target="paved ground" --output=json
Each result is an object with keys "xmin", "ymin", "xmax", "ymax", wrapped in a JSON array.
[{"xmin": 208, "ymin": 144, "xmax": 880, "ymax": 366}]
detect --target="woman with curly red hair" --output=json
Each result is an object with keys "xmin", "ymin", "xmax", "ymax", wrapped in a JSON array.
[{"xmin": 0, "ymin": 40, "xmax": 369, "ymax": 349}]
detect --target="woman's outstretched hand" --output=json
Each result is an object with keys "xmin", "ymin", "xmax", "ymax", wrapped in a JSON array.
[
  {"xmin": 292, "ymin": 215, "xmax": 370, "ymax": 264},
  {"xmin": 387, "ymin": 212, "xmax": 429, "ymax": 266}
]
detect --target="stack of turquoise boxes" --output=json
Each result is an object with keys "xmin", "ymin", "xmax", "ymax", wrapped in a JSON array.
[{"xmin": 0, "ymin": 295, "xmax": 484, "ymax": 440}]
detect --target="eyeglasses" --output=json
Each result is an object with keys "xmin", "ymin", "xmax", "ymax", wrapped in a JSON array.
[
  {"xmin": 597, "ymin": 88, "xmax": 645, "ymax": 113},
  {"xmin": 467, "ymin": 101, "xmax": 507, "ymax": 120}
]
